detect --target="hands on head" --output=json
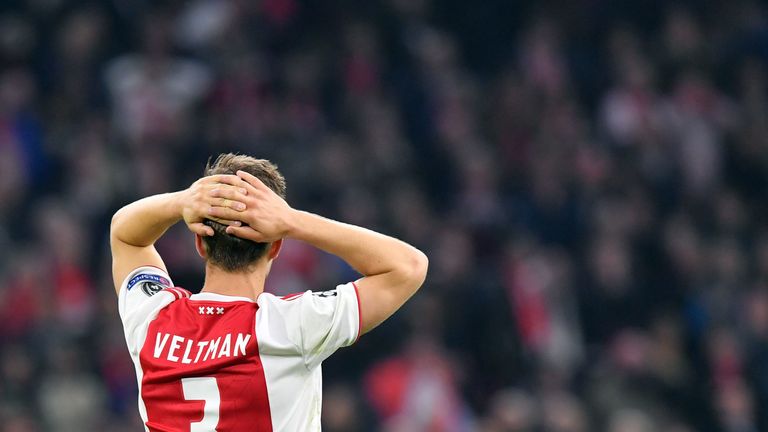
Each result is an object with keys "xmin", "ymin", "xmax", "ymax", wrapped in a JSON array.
[
  {"xmin": 182, "ymin": 171, "xmax": 295, "ymax": 242},
  {"xmin": 181, "ymin": 174, "xmax": 247, "ymax": 236}
]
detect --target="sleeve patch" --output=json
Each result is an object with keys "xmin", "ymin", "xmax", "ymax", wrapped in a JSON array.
[
  {"xmin": 312, "ymin": 290, "xmax": 338, "ymax": 298},
  {"xmin": 126, "ymin": 273, "xmax": 171, "ymax": 297}
]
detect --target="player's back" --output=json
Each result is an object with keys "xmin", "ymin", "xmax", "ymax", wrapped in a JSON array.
[
  {"xmin": 119, "ymin": 267, "xmax": 361, "ymax": 432},
  {"xmin": 140, "ymin": 294, "xmax": 272, "ymax": 431}
]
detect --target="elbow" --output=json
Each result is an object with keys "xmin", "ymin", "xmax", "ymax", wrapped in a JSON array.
[
  {"xmin": 402, "ymin": 248, "xmax": 429, "ymax": 290},
  {"xmin": 110, "ymin": 210, "xmax": 121, "ymax": 233},
  {"xmin": 110, "ymin": 207, "xmax": 127, "ymax": 242},
  {"xmin": 414, "ymin": 249, "xmax": 429, "ymax": 283},
  {"xmin": 110, "ymin": 210, "xmax": 120, "ymax": 230}
]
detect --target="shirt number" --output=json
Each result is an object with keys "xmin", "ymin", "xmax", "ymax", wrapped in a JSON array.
[{"xmin": 181, "ymin": 377, "xmax": 220, "ymax": 431}]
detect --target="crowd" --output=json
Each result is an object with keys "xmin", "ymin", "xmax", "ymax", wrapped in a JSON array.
[{"xmin": 1, "ymin": 0, "xmax": 768, "ymax": 431}]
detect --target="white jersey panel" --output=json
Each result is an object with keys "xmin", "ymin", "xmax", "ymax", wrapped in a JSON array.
[{"xmin": 256, "ymin": 282, "xmax": 360, "ymax": 431}]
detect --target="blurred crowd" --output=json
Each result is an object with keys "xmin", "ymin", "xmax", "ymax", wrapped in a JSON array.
[{"xmin": 1, "ymin": 0, "xmax": 768, "ymax": 431}]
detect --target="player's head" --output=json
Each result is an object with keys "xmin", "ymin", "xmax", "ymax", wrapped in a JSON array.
[{"xmin": 199, "ymin": 153, "xmax": 287, "ymax": 272}]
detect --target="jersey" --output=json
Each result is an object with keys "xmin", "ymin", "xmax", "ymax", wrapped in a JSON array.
[{"xmin": 118, "ymin": 266, "xmax": 361, "ymax": 432}]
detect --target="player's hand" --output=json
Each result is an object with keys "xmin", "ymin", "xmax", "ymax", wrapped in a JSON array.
[
  {"xmin": 182, "ymin": 175, "xmax": 249, "ymax": 236},
  {"xmin": 207, "ymin": 170, "xmax": 296, "ymax": 242}
]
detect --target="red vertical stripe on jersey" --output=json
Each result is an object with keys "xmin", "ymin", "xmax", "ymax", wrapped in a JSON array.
[
  {"xmin": 139, "ymin": 298, "xmax": 273, "ymax": 431},
  {"xmin": 351, "ymin": 282, "xmax": 362, "ymax": 343},
  {"xmin": 167, "ymin": 287, "xmax": 191, "ymax": 299},
  {"xmin": 280, "ymin": 292, "xmax": 304, "ymax": 301}
]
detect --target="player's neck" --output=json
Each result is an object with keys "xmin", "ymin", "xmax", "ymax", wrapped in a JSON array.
[{"xmin": 200, "ymin": 263, "xmax": 267, "ymax": 301}]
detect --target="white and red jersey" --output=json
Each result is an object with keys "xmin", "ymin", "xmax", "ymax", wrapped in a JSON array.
[{"xmin": 118, "ymin": 266, "xmax": 361, "ymax": 432}]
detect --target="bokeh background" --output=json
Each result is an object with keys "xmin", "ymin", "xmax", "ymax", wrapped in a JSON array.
[{"xmin": 2, "ymin": 0, "xmax": 768, "ymax": 431}]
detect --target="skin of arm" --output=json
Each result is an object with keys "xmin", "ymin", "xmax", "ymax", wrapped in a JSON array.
[
  {"xmin": 110, "ymin": 175, "xmax": 247, "ymax": 292},
  {"xmin": 212, "ymin": 171, "xmax": 429, "ymax": 335}
]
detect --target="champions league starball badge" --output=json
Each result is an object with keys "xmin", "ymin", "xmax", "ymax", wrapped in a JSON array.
[
  {"xmin": 312, "ymin": 290, "xmax": 338, "ymax": 298},
  {"xmin": 141, "ymin": 281, "xmax": 165, "ymax": 297},
  {"xmin": 127, "ymin": 273, "xmax": 172, "ymax": 296}
]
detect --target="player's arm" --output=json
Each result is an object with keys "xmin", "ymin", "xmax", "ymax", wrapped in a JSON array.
[
  {"xmin": 287, "ymin": 211, "xmax": 428, "ymax": 335},
  {"xmin": 213, "ymin": 171, "xmax": 428, "ymax": 335},
  {"xmin": 110, "ymin": 175, "xmax": 247, "ymax": 293}
]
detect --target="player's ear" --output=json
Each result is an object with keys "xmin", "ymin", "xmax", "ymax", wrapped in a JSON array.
[
  {"xmin": 194, "ymin": 234, "xmax": 208, "ymax": 259},
  {"xmin": 267, "ymin": 239, "xmax": 282, "ymax": 261}
]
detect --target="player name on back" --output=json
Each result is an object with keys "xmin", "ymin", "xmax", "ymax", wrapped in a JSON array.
[{"xmin": 152, "ymin": 332, "xmax": 251, "ymax": 364}]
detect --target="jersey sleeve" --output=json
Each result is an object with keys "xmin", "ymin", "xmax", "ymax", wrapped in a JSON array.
[
  {"xmin": 259, "ymin": 282, "xmax": 361, "ymax": 370},
  {"xmin": 118, "ymin": 266, "xmax": 183, "ymax": 352}
]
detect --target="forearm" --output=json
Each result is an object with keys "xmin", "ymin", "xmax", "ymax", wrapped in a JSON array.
[
  {"xmin": 287, "ymin": 210, "xmax": 427, "ymax": 279},
  {"xmin": 111, "ymin": 192, "xmax": 185, "ymax": 247}
]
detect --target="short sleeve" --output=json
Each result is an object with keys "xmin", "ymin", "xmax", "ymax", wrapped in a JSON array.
[
  {"xmin": 118, "ymin": 266, "xmax": 181, "ymax": 352},
  {"xmin": 258, "ymin": 282, "xmax": 361, "ymax": 370}
]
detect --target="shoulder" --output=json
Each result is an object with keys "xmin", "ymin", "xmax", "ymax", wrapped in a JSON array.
[
  {"xmin": 118, "ymin": 266, "xmax": 187, "ymax": 329},
  {"xmin": 255, "ymin": 284, "xmax": 359, "ymax": 328},
  {"xmin": 255, "ymin": 287, "xmax": 347, "ymax": 310},
  {"xmin": 257, "ymin": 283, "xmax": 361, "ymax": 368},
  {"xmin": 118, "ymin": 267, "xmax": 193, "ymax": 353}
]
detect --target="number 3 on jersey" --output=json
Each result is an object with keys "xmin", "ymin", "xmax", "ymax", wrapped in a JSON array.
[{"xmin": 182, "ymin": 377, "xmax": 220, "ymax": 431}]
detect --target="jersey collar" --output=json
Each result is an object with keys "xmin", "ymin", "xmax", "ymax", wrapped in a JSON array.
[{"xmin": 190, "ymin": 292, "xmax": 256, "ymax": 303}]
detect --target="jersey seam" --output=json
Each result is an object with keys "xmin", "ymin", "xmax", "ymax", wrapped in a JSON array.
[{"xmin": 299, "ymin": 294, "xmax": 312, "ymax": 371}]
